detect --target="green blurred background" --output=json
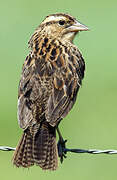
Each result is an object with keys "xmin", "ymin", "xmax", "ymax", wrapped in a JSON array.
[{"xmin": 0, "ymin": 0, "xmax": 117, "ymax": 179}]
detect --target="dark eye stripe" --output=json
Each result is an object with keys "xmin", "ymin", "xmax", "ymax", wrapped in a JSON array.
[
  {"xmin": 41, "ymin": 20, "xmax": 66, "ymax": 26},
  {"xmin": 40, "ymin": 19, "xmax": 73, "ymax": 29}
]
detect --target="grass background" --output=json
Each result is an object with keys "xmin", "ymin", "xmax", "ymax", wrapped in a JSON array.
[{"xmin": 0, "ymin": 0, "xmax": 117, "ymax": 179}]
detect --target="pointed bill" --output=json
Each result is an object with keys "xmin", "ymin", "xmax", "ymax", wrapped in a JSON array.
[{"xmin": 68, "ymin": 21, "xmax": 89, "ymax": 32}]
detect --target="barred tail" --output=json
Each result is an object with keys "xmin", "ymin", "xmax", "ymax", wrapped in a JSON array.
[{"xmin": 12, "ymin": 124, "xmax": 58, "ymax": 170}]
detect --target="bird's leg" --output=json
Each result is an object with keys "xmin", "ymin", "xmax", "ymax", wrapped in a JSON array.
[{"xmin": 57, "ymin": 127, "xmax": 67, "ymax": 163}]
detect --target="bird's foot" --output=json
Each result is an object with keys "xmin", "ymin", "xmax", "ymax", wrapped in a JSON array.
[{"xmin": 57, "ymin": 138, "xmax": 67, "ymax": 163}]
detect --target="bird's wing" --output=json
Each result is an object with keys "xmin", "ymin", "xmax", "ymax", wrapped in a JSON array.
[
  {"xmin": 18, "ymin": 53, "xmax": 48, "ymax": 130},
  {"xmin": 18, "ymin": 50, "xmax": 56, "ymax": 130},
  {"xmin": 45, "ymin": 51, "xmax": 85, "ymax": 127},
  {"xmin": 18, "ymin": 54, "xmax": 36, "ymax": 130},
  {"xmin": 46, "ymin": 75, "xmax": 79, "ymax": 127}
]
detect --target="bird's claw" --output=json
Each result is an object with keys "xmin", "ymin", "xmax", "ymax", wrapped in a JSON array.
[{"xmin": 57, "ymin": 139, "xmax": 67, "ymax": 163}]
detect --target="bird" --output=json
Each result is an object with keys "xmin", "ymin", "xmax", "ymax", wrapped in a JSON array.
[{"xmin": 12, "ymin": 13, "xmax": 88, "ymax": 170}]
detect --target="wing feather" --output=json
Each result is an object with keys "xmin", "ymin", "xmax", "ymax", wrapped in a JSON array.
[{"xmin": 46, "ymin": 48, "xmax": 85, "ymax": 127}]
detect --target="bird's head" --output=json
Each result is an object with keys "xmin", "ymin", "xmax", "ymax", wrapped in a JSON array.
[{"xmin": 39, "ymin": 13, "xmax": 89, "ymax": 42}]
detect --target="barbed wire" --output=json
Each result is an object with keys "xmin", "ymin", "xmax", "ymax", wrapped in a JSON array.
[
  {"xmin": 1, "ymin": 145, "xmax": 117, "ymax": 154},
  {"xmin": 64, "ymin": 148, "xmax": 117, "ymax": 154},
  {"xmin": 0, "ymin": 146, "xmax": 16, "ymax": 151}
]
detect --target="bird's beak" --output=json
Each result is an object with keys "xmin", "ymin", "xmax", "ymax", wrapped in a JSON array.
[{"xmin": 68, "ymin": 21, "xmax": 89, "ymax": 32}]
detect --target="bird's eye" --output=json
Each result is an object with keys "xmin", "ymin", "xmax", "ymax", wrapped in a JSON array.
[{"xmin": 58, "ymin": 20, "xmax": 65, "ymax": 26}]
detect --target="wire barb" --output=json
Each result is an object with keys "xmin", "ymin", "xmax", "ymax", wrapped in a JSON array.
[{"xmin": 1, "ymin": 146, "xmax": 117, "ymax": 154}]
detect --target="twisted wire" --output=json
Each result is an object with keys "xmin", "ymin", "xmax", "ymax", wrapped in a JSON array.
[
  {"xmin": 0, "ymin": 146, "xmax": 16, "ymax": 151},
  {"xmin": 1, "ymin": 146, "xmax": 117, "ymax": 154}
]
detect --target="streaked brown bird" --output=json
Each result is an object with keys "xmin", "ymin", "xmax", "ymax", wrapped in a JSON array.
[{"xmin": 12, "ymin": 13, "xmax": 88, "ymax": 170}]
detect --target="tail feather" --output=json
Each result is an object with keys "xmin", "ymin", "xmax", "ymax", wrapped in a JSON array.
[
  {"xmin": 42, "ymin": 133, "xmax": 58, "ymax": 170},
  {"xmin": 21, "ymin": 135, "xmax": 28, "ymax": 167},
  {"xmin": 26, "ymin": 132, "xmax": 34, "ymax": 166},
  {"xmin": 12, "ymin": 131, "xmax": 34, "ymax": 167},
  {"xmin": 12, "ymin": 132, "xmax": 26, "ymax": 167},
  {"xmin": 12, "ymin": 124, "xmax": 58, "ymax": 170},
  {"xmin": 33, "ymin": 126, "xmax": 50, "ymax": 167}
]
